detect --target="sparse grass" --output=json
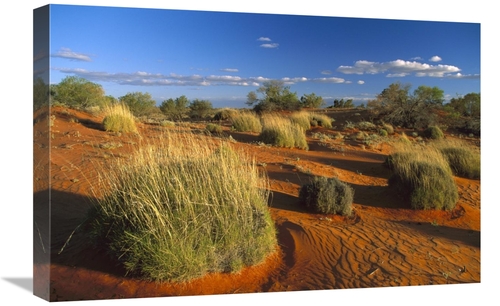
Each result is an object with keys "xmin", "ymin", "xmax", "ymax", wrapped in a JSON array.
[
  {"xmin": 85, "ymin": 130, "xmax": 277, "ymax": 283},
  {"xmin": 231, "ymin": 111, "xmax": 262, "ymax": 133},
  {"xmin": 259, "ymin": 113, "xmax": 308, "ymax": 150},
  {"xmin": 205, "ymin": 123, "xmax": 223, "ymax": 134},
  {"xmin": 213, "ymin": 108, "xmax": 239, "ymax": 121},
  {"xmin": 102, "ymin": 103, "xmax": 138, "ymax": 134},
  {"xmin": 299, "ymin": 176, "xmax": 354, "ymax": 216},
  {"xmin": 356, "ymin": 121, "xmax": 377, "ymax": 131},
  {"xmin": 386, "ymin": 142, "xmax": 458, "ymax": 210}
]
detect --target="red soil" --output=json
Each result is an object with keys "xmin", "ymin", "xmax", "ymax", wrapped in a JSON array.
[{"xmin": 33, "ymin": 107, "xmax": 480, "ymax": 301}]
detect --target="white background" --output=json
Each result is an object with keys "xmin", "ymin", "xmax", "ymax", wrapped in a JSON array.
[{"xmin": 1, "ymin": 1, "xmax": 495, "ymax": 305}]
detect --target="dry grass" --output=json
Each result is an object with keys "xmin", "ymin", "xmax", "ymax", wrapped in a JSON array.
[
  {"xmin": 85, "ymin": 129, "xmax": 277, "ymax": 282},
  {"xmin": 101, "ymin": 103, "xmax": 138, "ymax": 134},
  {"xmin": 259, "ymin": 113, "xmax": 308, "ymax": 150}
]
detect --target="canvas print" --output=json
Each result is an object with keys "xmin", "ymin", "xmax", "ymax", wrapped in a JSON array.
[{"xmin": 33, "ymin": 4, "xmax": 480, "ymax": 302}]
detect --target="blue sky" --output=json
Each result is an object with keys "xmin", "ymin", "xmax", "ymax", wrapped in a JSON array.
[{"xmin": 45, "ymin": 4, "xmax": 480, "ymax": 108}]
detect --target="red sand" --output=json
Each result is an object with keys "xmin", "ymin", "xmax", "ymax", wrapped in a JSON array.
[{"xmin": 33, "ymin": 107, "xmax": 480, "ymax": 301}]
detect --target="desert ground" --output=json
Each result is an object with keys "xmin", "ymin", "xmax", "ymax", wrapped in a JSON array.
[{"xmin": 33, "ymin": 106, "xmax": 480, "ymax": 301}]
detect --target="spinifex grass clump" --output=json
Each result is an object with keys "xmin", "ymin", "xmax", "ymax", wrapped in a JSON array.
[
  {"xmin": 259, "ymin": 113, "xmax": 308, "ymax": 150},
  {"xmin": 423, "ymin": 125, "xmax": 444, "ymax": 139},
  {"xmin": 299, "ymin": 176, "xmax": 354, "ymax": 216},
  {"xmin": 308, "ymin": 112, "xmax": 333, "ymax": 129},
  {"xmin": 290, "ymin": 111, "xmax": 312, "ymax": 131},
  {"xmin": 86, "ymin": 130, "xmax": 277, "ymax": 282},
  {"xmin": 101, "ymin": 103, "xmax": 138, "ymax": 134},
  {"xmin": 231, "ymin": 111, "xmax": 262, "ymax": 133},
  {"xmin": 431, "ymin": 139, "xmax": 480, "ymax": 179},
  {"xmin": 387, "ymin": 143, "xmax": 458, "ymax": 210}
]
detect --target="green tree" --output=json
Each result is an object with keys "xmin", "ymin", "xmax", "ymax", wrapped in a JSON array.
[
  {"xmin": 448, "ymin": 93, "xmax": 480, "ymax": 118},
  {"xmin": 189, "ymin": 99, "xmax": 213, "ymax": 119},
  {"xmin": 119, "ymin": 92, "xmax": 157, "ymax": 117},
  {"xmin": 246, "ymin": 80, "xmax": 300, "ymax": 112},
  {"xmin": 52, "ymin": 76, "xmax": 107, "ymax": 109},
  {"xmin": 159, "ymin": 95, "xmax": 189, "ymax": 121},
  {"xmin": 367, "ymin": 82, "xmax": 444, "ymax": 128},
  {"xmin": 33, "ymin": 77, "xmax": 49, "ymax": 111},
  {"xmin": 300, "ymin": 93, "xmax": 324, "ymax": 108}
]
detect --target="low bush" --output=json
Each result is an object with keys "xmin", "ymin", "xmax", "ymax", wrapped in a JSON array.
[
  {"xmin": 259, "ymin": 114, "xmax": 308, "ymax": 150},
  {"xmin": 423, "ymin": 125, "xmax": 444, "ymax": 139},
  {"xmin": 290, "ymin": 111, "xmax": 312, "ymax": 131},
  {"xmin": 379, "ymin": 129, "xmax": 388, "ymax": 137},
  {"xmin": 205, "ymin": 123, "xmax": 223, "ymax": 134},
  {"xmin": 231, "ymin": 111, "xmax": 262, "ymax": 133},
  {"xmin": 382, "ymin": 123, "xmax": 394, "ymax": 135},
  {"xmin": 101, "ymin": 103, "xmax": 138, "ymax": 134},
  {"xmin": 213, "ymin": 108, "xmax": 239, "ymax": 121},
  {"xmin": 308, "ymin": 113, "xmax": 333, "ymax": 129},
  {"xmin": 386, "ymin": 143, "xmax": 458, "ymax": 210},
  {"xmin": 299, "ymin": 176, "xmax": 354, "ymax": 216},
  {"xmin": 431, "ymin": 139, "xmax": 480, "ymax": 179},
  {"xmin": 85, "ymin": 131, "xmax": 277, "ymax": 282}
]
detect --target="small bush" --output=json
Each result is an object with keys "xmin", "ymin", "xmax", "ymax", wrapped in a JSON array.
[
  {"xmin": 386, "ymin": 143, "xmax": 458, "ymax": 210},
  {"xmin": 299, "ymin": 176, "xmax": 354, "ymax": 216},
  {"xmin": 357, "ymin": 121, "xmax": 376, "ymax": 130},
  {"xmin": 309, "ymin": 113, "xmax": 333, "ymax": 129},
  {"xmin": 379, "ymin": 129, "xmax": 388, "ymax": 137},
  {"xmin": 388, "ymin": 161, "xmax": 458, "ymax": 210},
  {"xmin": 86, "ymin": 130, "xmax": 277, "ymax": 282},
  {"xmin": 213, "ymin": 108, "xmax": 239, "ymax": 121},
  {"xmin": 102, "ymin": 103, "xmax": 138, "ymax": 134},
  {"xmin": 382, "ymin": 123, "xmax": 394, "ymax": 135},
  {"xmin": 290, "ymin": 111, "xmax": 312, "ymax": 131},
  {"xmin": 259, "ymin": 114, "xmax": 308, "ymax": 150},
  {"xmin": 231, "ymin": 111, "xmax": 262, "ymax": 133},
  {"xmin": 423, "ymin": 126, "xmax": 444, "ymax": 139},
  {"xmin": 431, "ymin": 139, "xmax": 481, "ymax": 179},
  {"xmin": 205, "ymin": 123, "xmax": 223, "ymax": 134}
]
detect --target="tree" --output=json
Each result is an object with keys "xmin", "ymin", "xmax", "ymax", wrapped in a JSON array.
[
  {"xmin": 33, "ymin": 77, "xmax": 49, "ymax": 111},
  {"xmin": 159, "ymin": 95, "xmax": 189, "ymax": 121},
  {"xmin": 367, "ymin": 82, "xmax": 444, "ymax": 128},
  {"xmin": 189, "ymin": 99, "xmax": 213, "ymax": 119},
  {"xmin": 119, "ymin": 92, "xmax": 157, "ymax": 117},
  {"xmin": 300, "ymin": 93, "xmax": 324, "ymax": 108},
  {"xmin": 246, "ymin": 80, "xmax": 300, "ymax": 112},
  {"xmin": 332, "ymin": 98, "xmax": 355, "ymax": 108},
  {"xmin": 448, "ymin": 93, "xmax": 480, "ymax": 118},
  {"xmin": 52, "ymin": 76, "xmax": 107, "ymax": 109}
]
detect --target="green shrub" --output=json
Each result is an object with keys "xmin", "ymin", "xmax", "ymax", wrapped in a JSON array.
[
  {"xmin": 259, "ymin": 114, "xmax": 308, "ymax": 150},
  {"xmin": 290, "ymin": 111, "xmax": 312, "ymax": 131},
  {"xmin": 86, "ymin": 131, "xmax": 276, "ymax": 282},
  {"xmin": 423, "ymin": 125, "xmax": 444, "ymax": 139},
  {"xmin": 309, "ymin": 113, "xmax": 333, "ymax": 129},
  {"xmin": 386, "ymin": 143, "xmax": 458, "ymax": 210},
  {"xmin": 388, "ymin": 160, "xmax": 458, "ymax": 210},
  {"xmin": 231, "ymin": 111, "xmax": 262, "ymax": 133},
  {"xmin": 431, "ymin": 139, "xmax": 480, "ymax": 179},
  {"xmin": 379, "ymin": 129, "xmax": 388, "ymax": 137},
  {"xmin": 299, "ymin": 176, "xmax": 354, "ymax": 216},
  {"xmin": 102, "ymin": 103, "xmax": 138, "ymax": 134},
  {"xmin": 205, "ymin": 123, "xmax": 223, "ymax": 134},
  {"xmin": 382, "ymin": 123, "xmax": 394, "ymax": 135},
  {"xmin": 213, "ymin": 108, "xmax": 239, "ymax": 121}
]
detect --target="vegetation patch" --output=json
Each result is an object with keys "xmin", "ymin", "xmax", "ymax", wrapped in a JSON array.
[
  {"xmin": 231, "ymin": 111, "xmax": 262, "ymax": 133},
  {"xmin": 386, "ymin": 143, "xmax": 458, "ymax": 210},
  {"xmin": 259, "ymin": 114, "xmax": 308, "ymax": 150},
  {"xmin": 299, "ymin": 176, "xmax": 354, "ymax": 216},
  {"xmin": 86, "ymin": 130, "xmax": 277, "ymax": 283},
  {"xmin": 102, "ymin": 103, "xmax": 138, "ymax": 134}
]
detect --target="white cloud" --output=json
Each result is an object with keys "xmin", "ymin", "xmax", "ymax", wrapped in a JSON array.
[
  {"xmin": 312, "ymin": 77, "xmax": 345, "ymax": 84},
  {"xmin": 445, "ymin": 73, "xmax": 480, "ymax": 79},
  {"xmin": 257, "ymin": 37, "xmax": 271, "ymax": 41},
  {"xmin": 321, "ymin": 70, "xmax": 332, "ymax": 75},
  {"xmin": 429, "ymin": 55, "xmax": 442, "ymax": 62},
  {"xmin": 337, "ymin": 59, "xmax": 460, "ymax": 77},
  {"xmin": 410, "ymin": 56, "xmax": 423, "ymax": 61},
  {"xmin": 357, "ymin": 80, "xmax": 365, "ymax": 85},
  {"xmin": 260, "ymin": 43, "xmax": 279, "ymax": 49},
  {"xmin": 220, "ymin": 68, "xmax": 239, "ymax": 72},
  {"xmin": 51, "ymin": 47, "xmax": 92, "ymax": 62}
]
